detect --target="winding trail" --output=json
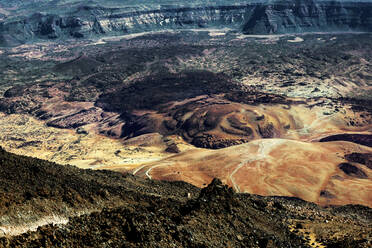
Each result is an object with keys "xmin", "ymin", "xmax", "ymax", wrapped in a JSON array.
[
  {"xmin": 229, "ymin": 139, "xmax": 286, "ymax": 192},
  {"xmin": 229, "ymin": 157, "xmax": 254, "ymax": 192},
  {"xmin": 133, "ymin": 163, "xmax": 166, "ymax": 180},
  {"xmin": 132, "ymin": 164, "xmax": 147, "ymax": 176},
  {"xmin": 145, "ymin": 164, "xmax": 165, "ymax": 180}
]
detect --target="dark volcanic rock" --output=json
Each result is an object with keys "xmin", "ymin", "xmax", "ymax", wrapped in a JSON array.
[
  {"xmin": 345, "ymin": 152, "xmax": 372, "ymax": 169},
  {"xmin": 319, "ymin": 134, "xmax": 372, "ymax": 147},
  {"xmin": 320, "ymin": 190, "xmax": 335, "ymax": 199},
  {"xmin": 191, "ymin": 134, "xmax": 250, "ymax": 149},
  {"xmin": 0, "ymin": 145, "xmax": 199, "ymax": 224},
  {"xmin": 46, "ymin": 107, "xmax": 102, "ymax": 129},
  {"xmin": 338, "ymin": 162, "xmax": 368, "ymax": 178},
  {"xmin": 165, "ymin": 143, "xmax": 181, "ymax": 153},
  {"xmin": 0, "ymin": 147, "xmax": 371, "ymax": 247},
  {"xmin": 95, "ymin": 70, "xmax": 290, "ymax": 149},
  {"xmin": 96, "ymin": 71, "xmax": 237, "ymax": 113},
  {"xmin": 3, "ymin": 85, "xmax": 26, "ymax": 98}
]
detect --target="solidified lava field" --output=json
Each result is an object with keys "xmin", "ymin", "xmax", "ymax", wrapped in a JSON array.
[
  {"xmin": 0, "ymin": 31, "xmax": 371, "ymax": 207},
  {"xmin": 0, "ymin": 0, "xmax": 371, "ymax": 247}
]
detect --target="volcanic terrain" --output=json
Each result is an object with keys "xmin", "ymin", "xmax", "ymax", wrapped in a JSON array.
[
  {"xmin": 0, "ymin": 0, "xmax": 371, "ymax": 246},
  {"xmin": 0, "ymin": 148, "xmax": 371, "ymax": 247},
  {"xmin": 0, "ymin": 31, "xmax": 371, "ymax": 208}
]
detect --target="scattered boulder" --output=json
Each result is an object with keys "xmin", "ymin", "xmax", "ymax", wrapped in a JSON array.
[
  {"xmin": 338, "ymin": 163, "xmax": 368, "ymax": 179},
  {"xmin": 165, "ymin": 143, "xmax": 180, "ymax": 154},
  {"xmin": 345, "ymin": 153, "xmax": 372, "ymax": 169}
]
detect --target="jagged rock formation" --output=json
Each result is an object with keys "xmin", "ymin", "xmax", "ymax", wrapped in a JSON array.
[
  {"xmin": 0, "ymin": 147, "xmax": 371, "ymax": 247},
  {"xmin": 0, "ymin": 0, "xmax": 371, "ymax": 46}
]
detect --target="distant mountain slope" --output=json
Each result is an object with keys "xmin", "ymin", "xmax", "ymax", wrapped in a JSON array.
[
  {"xmin": 242, "ymin": 0, "xmax": 372, "ymax": 34},
  {"xmin": 0, "ymin": 0, "xmax": 371, "ymax": 46}
]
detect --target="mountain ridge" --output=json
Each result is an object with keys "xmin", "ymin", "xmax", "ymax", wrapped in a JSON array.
[{"xmin": 0, "ymin": 0, "xmax": 371, "ymax": 46}]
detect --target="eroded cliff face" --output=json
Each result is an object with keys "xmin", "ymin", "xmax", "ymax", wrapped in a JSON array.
[
  {"xmin": 242, "ymin": 0, "xmax": 372, "ymax": 34},
  {"xmin": 0, "ymin": 0, "xmax": 371, "ymax": 46},
  {"xmin": 0, "ymin": 5, "xmax": 249, "ymax": 46}
]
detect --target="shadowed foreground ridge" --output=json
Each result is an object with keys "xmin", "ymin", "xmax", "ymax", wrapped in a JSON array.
[{"xmin": 0, "ymin": 147, "xmax": 371, "ymax": 247}]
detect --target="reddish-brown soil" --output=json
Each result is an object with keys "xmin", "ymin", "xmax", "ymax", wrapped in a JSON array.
[{"xmin": 133, "ymin": 139, "xmax": 372, "ymax": 207}]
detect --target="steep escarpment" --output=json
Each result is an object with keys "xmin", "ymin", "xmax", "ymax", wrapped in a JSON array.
[
  {"xmin": 1, "ymin": 0, "xmax": 371, "ymax": 46},
  {"xmin": 242, "ymin": 0, "xmax": 372, "ymax": 34},
  {"xmin": 0, "ymin": 5, "xmax": 249, "ymax": 46}
]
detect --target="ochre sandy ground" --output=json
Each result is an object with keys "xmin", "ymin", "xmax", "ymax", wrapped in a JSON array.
[
  {"xmin": 0, "ymin": 110, "xmax": 371, "ymax": 207},
  {"xmin": 231, "ymin": 103, "xmax": 372, "ymax": 142},
  {"xmin": 0, "ymin": 88, "xmax": 371, "ymax": 208},
  {"xmin": 0, "ymin": 113, "xmax": 173, "ymax": 170},
  {"xmin": 133, "ymin": 139, "xmax": 372, "ymax": 207}
]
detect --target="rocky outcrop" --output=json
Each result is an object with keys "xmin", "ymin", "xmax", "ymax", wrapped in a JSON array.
[
  {"xmin": 0, "ymin": 1, "xmax": 371, "ymax": 46},
  {"xmin": 0, "ymin": 5, "xmax": 249, "ymax": 46},
  {"xmin": 0, "ymin": 147, "xmax": 371, "ymax": 247},
  {"xmin": 242, "ymin": 0, "xmax": 372, "ymax": 34},
  {"xmin": 0, "ymin": 13, "xmax": 86, "ymax": 45}
]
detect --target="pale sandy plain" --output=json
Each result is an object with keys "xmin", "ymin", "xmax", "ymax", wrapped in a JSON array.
[{"xmin": 0, "ymin": 113, "xmax": 174, "ymax": 170}]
